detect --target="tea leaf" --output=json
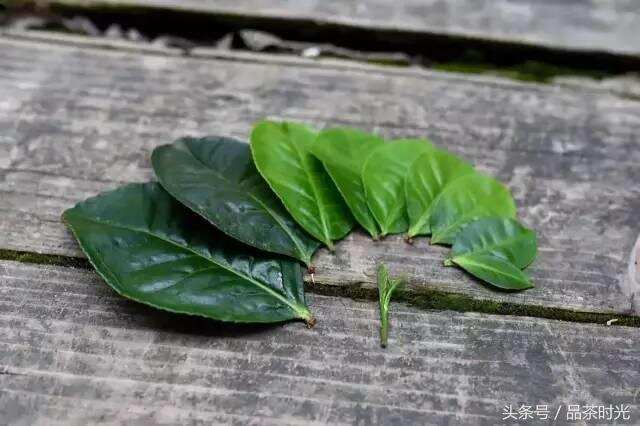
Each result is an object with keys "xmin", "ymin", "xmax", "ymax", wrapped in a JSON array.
[
  {"xmin": 450, "ymin": 217, "xmax": 537, "ymax": 269},
  {"xmin": 362, "ymin": 139, "xmax": 434, "ymax": 236},
  {"xmin": 377, "ymin": 263, "xmax": 404, "ymax": 347},
  {"xmin": 63, "ymin": 182, "xmax": 314, "ymax": 324},
  {"xmin": 449, "ymin": 253, "xmax": 533, "ymax": 290},
  {"xmin": 310, "ymin": 128, "xmax": 385, "ymax": 239},
  {"xmin": 429, "ymin": 173, "xmax": 517, "ymax": 244},
  {"xmin": 152, "ymin": 136, "xmax": 320, "ymax": 266},
  {"xmin": 445, "ymin": 217, "xmax": 536, "ymax": 290},
  {"xmin": 405, "ymin": 149, "xmax": 475, "ymax": 238},
  {"xmin": 251, "ymin": 121, "xmax": 354, "ymax": 250}
]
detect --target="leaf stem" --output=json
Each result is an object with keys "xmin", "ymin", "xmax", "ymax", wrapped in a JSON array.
[
  {"xmin": 305, "ymin": 316, "xmax": 317, "ymax": 328},
  {"xmin": 298, "ymin": 306, "xmax": 316, "ymax": 328},
  {"xmin": 379, "ymin": 310, "xmax": 389, "ymax": 347},
  {"xmin": 377, "ymin": 264, "xmax": 389, "ymax": 347}
]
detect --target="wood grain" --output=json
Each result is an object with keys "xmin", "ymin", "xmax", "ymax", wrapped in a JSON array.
[
  {"xmin": 34, "ymin": 0, "xmax": 640, "ymax": 56},
  {"xmin": 0, "ymin": 260, "xmax": 638, "ymax": 425},
  {"xmin": 0, "ymin": 35, "xmax": 639, "ymax": 315}
]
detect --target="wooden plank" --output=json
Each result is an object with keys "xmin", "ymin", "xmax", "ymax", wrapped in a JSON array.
[
  {"xmin": 0, "ymin": 35, "xmax": 639, "ymax": 316},
  {"xmin": 0, "ymin": 260, "xmax": 638, "ymax": 424},
  {"xmin": 38, "ymin": 0, "xmax": 640, "ymax": 56}
]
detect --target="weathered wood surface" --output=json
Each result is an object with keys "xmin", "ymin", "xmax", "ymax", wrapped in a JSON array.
[
  {"xmin": 40, "ymin": 0, "xmax": 640, "ymax": 56},
  {"xmin": 553, "ymin": 74, "xmax": 640, "ymax": 100},
  {"xmin": 0, "ymin": 35, "xmax": 639, "ymax": 315},
  {"xmin": 0, "ymin": 260, "xmax": 638, "ymax": 425}
]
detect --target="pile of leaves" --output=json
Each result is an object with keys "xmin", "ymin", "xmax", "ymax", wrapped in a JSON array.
[{"xmin": 64, "ymin": 120, "xmax": 537, "ymax": 338}]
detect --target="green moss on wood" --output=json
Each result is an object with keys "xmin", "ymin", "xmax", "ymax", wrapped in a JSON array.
[
  {"xmin": 0, "ymin": 248, "xmax": 90, "ymax": 269},
  {"xmin": 1, "ymin": 248, "xmax": 637, "ymax": 328},
  {"xmin": 433, "ymin": 59, "xmax": 608, "ymax": 83},
  {"xmin": 306, "ymin": 280, "xmax": 640, "ymax": 328}
]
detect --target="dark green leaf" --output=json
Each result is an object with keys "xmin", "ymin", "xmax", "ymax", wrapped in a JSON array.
[
  {"xmin": 405, "ymin": 149, "xmax": 475, "ymax": 238},
  {"xmin": 310, "ymin": 128, "xmax": 385, "ymax": 239},
  {"xmin": 250, "ymin": 121, "xmax": 355, "ymax": 250},
  {"xmin": 362, "ymin": 139, "xmax": 434, "ymax": 236},
  {"xmin": 152, "ymin": 136, "xmax": 320, "ymax": 266},
  {"xmin": 63, "ymin": 182, "xmax": 314, "ymax": 325},
  {"xmin": 429, "ymin": 173, "xmax": 516, "ymax": 244}
]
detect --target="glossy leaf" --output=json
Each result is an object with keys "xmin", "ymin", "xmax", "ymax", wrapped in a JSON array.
[
  {"xmin": 447, "ymin": 253, "xmax": 533, "ymax": 290},
  {"xmin": 450, "ymin": 217, "xmax": 537, "ymax": 269},
  {"xmin": 152, "ymin": 136, "xmax": 320, "ymax": 266},
  {"xmin": 405, "ymin": 149, "xmax": 475, "ymax": 238},
  {"xmin": 250, "ymin": 120, "xmax": 354, "ymax": 250},
  {"xmin": 310, "ymin": 128, "xmax": 385, "ymax": 239},
  {"xmin": 63, "ymin": 182, "xmax": 314, "ymax": 324},
  {"xmin": 429, "ymin": 173, "xmax": 517, "ymax": 245},
  {"xmin": 445, "ymin": 217, "xmax": 536, "ymax": 290},
  {"xmin": 362, "ymin": 139, "xmax": 434, "ymax": 236}
]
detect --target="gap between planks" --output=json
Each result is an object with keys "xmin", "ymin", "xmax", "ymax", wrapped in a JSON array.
[
  {"xmin": 1, "ymin": 254, "xmax": 639, "ymax": 328},
  {"xmin": 0, "ymin": 28, "xmax": 610, "ymax": 94}
]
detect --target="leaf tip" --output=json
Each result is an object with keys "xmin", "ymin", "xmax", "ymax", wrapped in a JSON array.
[{"xmin": 443, "ymin": 258, "xmax": 454, "ymax": 267}]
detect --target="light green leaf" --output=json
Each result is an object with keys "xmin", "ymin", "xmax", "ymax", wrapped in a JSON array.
[
  {"xmin": 445, "ymin": 217, "xmax": 537, "ymax": 290},
  {"xmin": 310, "ymin": 128, "xmax": 385, "ymax": 239},
  {"xmin": 448, "ymin": 253, "xmax": 533, "ymax": 290},
  {"xmin": 429, "ymin": 173, "xmax": 516, "ymax": 245},
  {"xmin": 362, "ymin": 139, "xmax": 434, "ymax": 236},
  {"xmin": 377, "ymin": 263, "xmax": 404, "ymax": 348},
  {"xmin": 250, "ymin": 121, "xmax": 355, "ymax": 250},
  {"xmin": 450, "ymin": 217, "xmax": 537, "ymax": 269},
  {"xmin": 152, "ymin": 136, "xmax": 320, "ymax": 266},
  {"xmin": 63, "ymin": 182, "xmax": 314, "ymax": 325},
  {"xmin": 405, "ymin": 149, "xmax": 475, "ymax": 238}
]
